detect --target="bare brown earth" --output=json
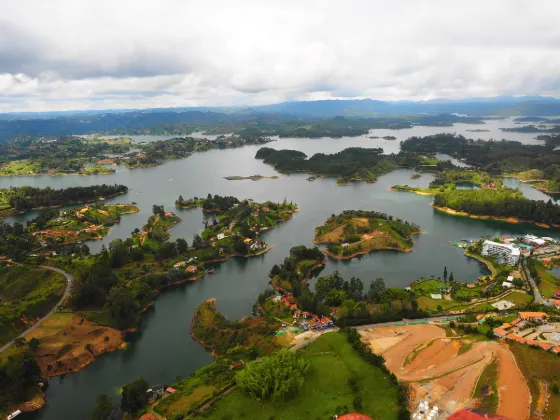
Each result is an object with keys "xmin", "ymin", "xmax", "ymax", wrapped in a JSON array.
[
  {"xmin": 360, "ymin": 325, "xmax": 530, "ymax": 419},
  {"xmin": 23, "ymin": 313, "xmax": 124, "ymax": 378}
]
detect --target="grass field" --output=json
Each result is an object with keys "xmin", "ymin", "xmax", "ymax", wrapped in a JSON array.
[
  {"xmin": 203, "ymin": 332, "xmax": 402, "ymax": 420},
  {"xmin": 472, "ymin": 359, "xmax": 499, "ymax": 413},
  {"xmin": 509, "ymin": 342, "xmax": 560, "ymax": 419},
  {"xmin": 536, "ymin": 263, "xmax": 560, "ymax": 298},
  {"xmin": 0, "ymin": 265, "xmax": 66, "ymax": 346}
]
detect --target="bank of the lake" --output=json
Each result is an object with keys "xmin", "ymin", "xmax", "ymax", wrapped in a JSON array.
[{"xmin": 4, "ymin": 122, "xmax": 558, "ymax": 420}]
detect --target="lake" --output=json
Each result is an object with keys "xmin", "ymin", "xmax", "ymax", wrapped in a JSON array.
[{"xmin": 3, "ymin": 119, "xmax": 559, "ymax": 419}]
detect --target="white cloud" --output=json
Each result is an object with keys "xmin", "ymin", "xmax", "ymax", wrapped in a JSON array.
[{"xmin": 1, "ymin": 0, "xmax": 560, "ymax": 111}]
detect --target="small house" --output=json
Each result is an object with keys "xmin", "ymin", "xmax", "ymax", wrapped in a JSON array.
[
  {"xmin": 552, "ymin": 346, "xmax": 560, "ymax": 354},
  {"xmin": 502, "ymin": 281, "xmax": 513, "ymax": 288},
  {"xmin": 166, "ymin": 387, "xmax": 177, "ymax": 394},
  {"xmin": 537, "ymin": 342, "xmax": 553, "ymax": 351},
  {"xmin": 493, "ymin": 328, "xmax": 508, "ymax": 338},
  {"xmin": 550, "ymin": 299, "xmax": 560, "ymax": 310},
  {"xmin": 186, "ymin": 265, "xmax": 198, "ymax": 274},
  {"xmin": 217, "ymin": 233, "xmax": 225, "ymax": 240},
  {"xmin": 507, "ymin": 276, "xmax": 514, "ymax": 282},
  {"xmin": 341, "ymin": 243, "xmax": 349, "ymax": 248}
]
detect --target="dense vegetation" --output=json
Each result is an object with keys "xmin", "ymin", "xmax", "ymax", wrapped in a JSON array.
[
  {"xmin": 314, "ymin": 210, "xmax": 420, "ymax": 258},
  {"xmin": 191, "ymin": 300, "xmax": 280, "ymax": 358},
  {"xmin": 269, "ymin": 245, "xmax": 325, "ymax": 296},
  {"xmin": 0, "ymin": 184, "xmax": 128, "ymax": 213},
  {"xmin": 256, "ymin": 147, "xmax": 401, "ymax": 183},
  {"xmin": 175, "ymin": 194, "xmax": 240, "ymax": 212},
  {"xmin": 433, "ymin": 188, "xmax": 560, "ymax": 225},
  {"xmin": 236, "ymin": 349, "xmax": 309, "ymax": 402},
  {"xmin": 400, "ymin": 133, "xmax": 560, "ymax": 175},
  {"xmin": 0, "ymin": 352, "xmax": 42, "ymax": 410}
]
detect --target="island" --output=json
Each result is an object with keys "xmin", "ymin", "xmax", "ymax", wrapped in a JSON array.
[
  {"xmin": 0, "ymin": 184, "xmax": 129, "ymax": 218},
  {"xmin": 30, "ymin": 203, "xmax": 139, "ymax": 245},
  {"xmin": 313, "ymin": 210, "xmax": 420, "ymax": 259},
  {"xmin": 223, "ymin": 175, "xmax": 279, "ymax": 181},
  {"xmin": 255, "ymin": 147, "xmax": 401, "ymax": 184}
]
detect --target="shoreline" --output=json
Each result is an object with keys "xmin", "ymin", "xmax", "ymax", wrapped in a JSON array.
[
  {"xmin": 464, "ymin": 249, "xmax": 497, "ymax": 279},
  {"xmin": 389, "ymin": 187, "xmax": 437, "ymax": 196},
  {"xmin": 432, "ymin": 205, "xmax": 558, "ymax": 228},
  {"xmin": 503, "ymin": 176, "xmax": 560, "ymax": 194},
  {"xmin": 321, "ymin": 246, "xmax": 412, "ymax": 260}
]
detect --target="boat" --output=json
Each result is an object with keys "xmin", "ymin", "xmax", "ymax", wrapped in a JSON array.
[
  {"xmin": 207, "ymin": 269, "xmax": 215, "ymax": 274},
  {"xmin": 8, "ymin": 410, "xmax": 22, "ymax": 420}
]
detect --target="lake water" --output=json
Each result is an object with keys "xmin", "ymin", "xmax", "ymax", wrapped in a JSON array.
[{"xmin": 3, "ymin": 119, "xmax": 559, "ymax": 419}]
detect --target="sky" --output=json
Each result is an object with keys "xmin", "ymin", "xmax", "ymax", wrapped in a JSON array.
[{"xmin": 1, "ymin": 0, "xmax": 560, "ymax": 112}]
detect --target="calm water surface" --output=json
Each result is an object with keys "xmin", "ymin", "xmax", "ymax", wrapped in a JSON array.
[{"xmin": 3, "ymin": 121, "xmax": 558, "ymax": 419}]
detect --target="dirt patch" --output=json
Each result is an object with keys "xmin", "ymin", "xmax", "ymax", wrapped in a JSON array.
[
  {"xmin": 25, "ymin": 314, "xmax": 124, "ymax": 378},
  {"xmin": 360, "ymin": 325, "xmax": 530, "ymax": 419}
]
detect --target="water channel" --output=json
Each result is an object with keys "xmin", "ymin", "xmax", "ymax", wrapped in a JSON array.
[{"xmin": 1, "ymin": 118, "xmax": 559, "ymax": 419}]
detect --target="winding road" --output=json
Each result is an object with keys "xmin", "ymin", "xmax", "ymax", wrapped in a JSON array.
[
  {"xmin": 0, "ymin": 264, "xmax": 74, "ymax": 354},
  {"xmin": 521, "ymin": 257, "xmax": 545, "ymax": 305}
]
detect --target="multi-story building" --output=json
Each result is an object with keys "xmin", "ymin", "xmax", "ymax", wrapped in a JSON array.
[{"xmin": 481, "ymin": 240, "xmax": 520, "ymax": 266}]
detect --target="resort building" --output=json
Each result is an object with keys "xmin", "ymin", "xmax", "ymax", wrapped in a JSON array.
[
  {"xmin": 481, "ymin": 240, "xmax": 520, "ymax": 266},
  {"xmin": 518, "ymin": 312, "xmax": 549, "ymax": 322}
]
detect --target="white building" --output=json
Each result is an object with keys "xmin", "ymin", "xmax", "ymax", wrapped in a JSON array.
[
  {"xmin": 217, "ymin": 233, "xmax": 225, "ymax": 240},
  {"xmin": 502, "ymin": 281, "xmax": 513, "ymax": 288},
  {"xmin": 482, "ymin": 240, "xmax": 520, "ymax": 266},
  {"xmin": 524, "ymin": 234, "xmax": 546, "ymax": 247}
]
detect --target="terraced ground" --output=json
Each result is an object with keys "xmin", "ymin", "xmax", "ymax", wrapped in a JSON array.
[{"xmin": 359, "ymin": 324, "xmax": 530, "ymax": 420}]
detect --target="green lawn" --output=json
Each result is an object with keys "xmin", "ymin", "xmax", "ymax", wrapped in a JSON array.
[
  {"xmin": 503, "ymin": 291, "xmax": 532, "ymax": 306},
  {"xmin": 472, "ymin": 359, "xmax": 499, "ymax": 413},
  {"xmin": 536, "ymin": 263, "xmax": 559, "ymax": 298},
  {"xmin": 203, "ymin": 333, "xmax": 402, "ymax": 420}
]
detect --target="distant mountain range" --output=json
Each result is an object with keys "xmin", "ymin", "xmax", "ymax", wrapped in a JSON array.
[{"xmin": 1, "ymin": 96, "xmax": 560, "ymax": 140}]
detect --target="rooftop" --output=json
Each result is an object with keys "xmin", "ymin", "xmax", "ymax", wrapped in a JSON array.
[{"xmin": 518, "ymin": 312, "xmax": 548, "ymax": 319}]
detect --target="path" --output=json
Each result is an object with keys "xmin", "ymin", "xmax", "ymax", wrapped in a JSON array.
[
  {"xmin": 0, "ymin": 264, "xmax": 74, "ymax": 353},
  {"xmin": 521, "ymin": 257, "xmax": 545, "ymax": 305}
]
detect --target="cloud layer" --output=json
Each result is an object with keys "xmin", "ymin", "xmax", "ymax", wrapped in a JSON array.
[{"xmin": 1, "ymin": 0, "xmax": 560, "ymax": 112}]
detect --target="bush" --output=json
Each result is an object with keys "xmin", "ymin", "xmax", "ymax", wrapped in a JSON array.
[
  {"xmin": 353, "ymin": 396, "xmax": 363, "ymax": 411},
  {"xmin": 235, "ymin": 349, "xmax": 309, "ymax": 402}
]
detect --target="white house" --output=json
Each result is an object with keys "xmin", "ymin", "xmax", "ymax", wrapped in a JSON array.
[
  {"xmin": 217, "ymin": 233, "xmax": 225, "ymax": 240},
  {"xmin": 481, "ymin": 240, "xmax": 520, "ymax": 266},
  {"xmin": 507, "ymin": 275, "xmax": 514, "ymax": 282},
  {"xmin": 523, "ymin": 235, "xmax": 546, "ymax": 247},
  {"xmin": 502, "ymin": 281, "xmax": 513, "ymax": 288},
  {"xmin": 430, "ymin": 294, "xmax": 442, "ymax": 300}
]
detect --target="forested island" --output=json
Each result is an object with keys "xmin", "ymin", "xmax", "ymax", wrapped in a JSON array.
[
  {"xmin": 392, "ymin": 168, "xmax": 501, "ymax": 195},
  {"xmin": 0, "ymin": 184, "xmax": 129, "ymax": 217},
  {"xmin": 433, "ymin": 189, "xmax": 560, "ymax": 227},
  {"xmin": 255, "ymin": 147, "xmax": 400, "ymax": 184},
  {"xmin": 313, "ymin": 210, "xmax": 420, "ymax": 259},
  {"xmin": 175, "ymin": 194, "xmax": 240, "ymax": 212}
]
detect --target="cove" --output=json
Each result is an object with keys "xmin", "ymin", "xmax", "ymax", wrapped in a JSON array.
[{"xmin": 0, "ymin": 125, "xmax": 556, "ymax": 419}]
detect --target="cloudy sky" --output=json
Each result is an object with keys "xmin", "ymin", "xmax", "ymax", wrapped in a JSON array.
[{"xmin": 1, "ymin": 0, "xmax": 559, "ymax": 112}]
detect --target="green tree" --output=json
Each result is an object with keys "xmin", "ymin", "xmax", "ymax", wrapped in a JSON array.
[
  {"xmin": 13, "ymin": 337, "xmax": 26, "ymax": 348},
  {"xmin": 176, "ymin": 237, "xmax": 188, "ymax": 253},
  {"xmin": 90, "ymin": 393, "xmax": 113, "ymax": 420},
  {"xmin": 28, "ymin": 337, "xmax": 40, "ymax": 351},
  {"xmin": 235, "ymin": 349, "xmax": 309, "ymax": 402},
  {"xmin": 106, "ymin": 287, "xmax": 140, "ymax": 329},
  {"xmin": 368, "ymin": 278, "xmax": 386, "ymax": 303},
  {"xmin": 443, "ymin": 266, "xmax": 448, "ymax": 282},
  {"xmin": 120, "ymin": 377, "xmax": 149, "ymax": 413},
  {"xmin": 449, "ymin": 272, "xmax": 455, "ymax": 282}
]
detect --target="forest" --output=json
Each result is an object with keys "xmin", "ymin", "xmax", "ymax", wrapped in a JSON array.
[
  {"xmin": 175, "ymin": 193, "xmax": 240, "ymax": 212},
  {"xmin": 0, "ymin": 184, "xmax": 128, "ymax": 212},
  {"xmin": 256, "ymin": 147, "xmax": 400, "ymax": 183},
  {"xmin": 400, "ymin": 133, "xmax": 560, "ymax": 175},
  {"xmin": 433, "ymin": 189, "xmax": 560, "ymax": 225}
]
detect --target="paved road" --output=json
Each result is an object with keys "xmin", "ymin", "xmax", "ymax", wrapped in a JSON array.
[
  {"xmin": 521, "ymin": 258, "xmax": 545, "ymax": 305},
  {"xmin": 0, "ymin": 264, "xmax": 74, "ymax": 354}
]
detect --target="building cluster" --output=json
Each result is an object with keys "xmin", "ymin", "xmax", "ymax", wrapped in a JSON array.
[
  {"xmin": 411, "ymin": 401, "xmax": 439, "ymax": 419},
  {"xmin": 293, "ymin": 311, "xmax": 335, "ymax": 331},
  {"xmin": 482, "ymin": 235, "xmax": 558, "ymax": 265},
  {"xmin": 493, "ymin": 312, "xmax": 560, "ymax": 354},
  {"xmin": 481, "ymin": 240, "xmax": 521, "ymax": 266}
]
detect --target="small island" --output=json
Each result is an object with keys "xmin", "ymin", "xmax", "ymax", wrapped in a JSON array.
[
  {"xmin": 410, "ymin": 173, "xmax": 421, "ymax": 180},
  {"xmin": 223, "ymin": 175, "xmax": 279, "ymax": 181},
  {"xmin": 382, "ymin": 135, "xmax": 397, "ymax": 140},
  {"xmin": 313, "ymin": 210, "xmax": 420, "ymax": 260},
  {"xmin": 31, "ymin": 203, "xmax": 139, "ymax": 245}
]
